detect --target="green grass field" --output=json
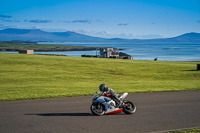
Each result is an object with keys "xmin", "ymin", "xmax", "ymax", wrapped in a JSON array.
[
  {"xmin": 168, "ymin": 128, "xmax": 200, "ymax": 133},
  {"xmin": 0, "ymin": 53, "xmax": 200, "ymax": 101}
]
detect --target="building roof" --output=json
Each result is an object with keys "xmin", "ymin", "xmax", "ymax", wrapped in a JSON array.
[{"xmin": 119, "ymin": 52, "xmax": 131, "ymax": 56}]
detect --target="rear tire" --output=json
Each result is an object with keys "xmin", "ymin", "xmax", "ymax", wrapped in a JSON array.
[
  {"xmin": 123, "ymin": 100, "xmax": 136, "ymax": 114},
  {"xmin": 90, "ymin": 102, "xmax": 105, "ymax": 116}
]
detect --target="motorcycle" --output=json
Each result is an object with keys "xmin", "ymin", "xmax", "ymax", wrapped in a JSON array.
[{"xmin": 90, "ymin": 92, "xmax": 136, "ymax": 116}]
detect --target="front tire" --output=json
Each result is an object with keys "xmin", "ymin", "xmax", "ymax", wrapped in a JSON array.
[
  {"xmin": 90, "ymin": 102, "xmax": 105, "ymax": 116},
  {"xmin": 123, "ymin": 100, "xmax": 136, "ymax": 114}
]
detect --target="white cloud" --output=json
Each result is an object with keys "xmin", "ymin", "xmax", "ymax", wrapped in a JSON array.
[
  {"xmin": 0, "ymin": 14, "xmax": 12, "ymax": 18},
  {"xmin": 66, "ymin": 29, "xmax": 164, "ymax": 39},
  {"xmin": 118, "ymin": 23, "xmax": 129, "ymax": 26},
  {"xmin": 133, "ymin": 34, "xmax": 164, "ymax": 39},
  {"xmin": 0, "ymin": 24, "xmax": 17, "ymax": 29},
  {"xmin": 69, "ymin": 29, "xmax": 135, "ymax": 39},
  {"xmin": 25, "ymin": 19, "xmax": 52, "ymax": 23},
  {"xmin": 0, "ymin": 24, "xmax": 7, "ymax": 29}
]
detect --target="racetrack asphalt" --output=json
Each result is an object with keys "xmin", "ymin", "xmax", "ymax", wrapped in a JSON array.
[{"xmin": 0, "ymin": 91, "xmax": 200, "ymax": 133}]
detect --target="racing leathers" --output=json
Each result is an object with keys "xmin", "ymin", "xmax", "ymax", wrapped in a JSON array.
[{"xmin": 101, "ymin": 87, "xmax": 122, "ymax": 107}]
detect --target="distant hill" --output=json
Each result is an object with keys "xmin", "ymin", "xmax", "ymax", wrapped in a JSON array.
[
  {"xmin": 169, "ymin": 32, "xmax": 200, "ymax": 43},
  {"xmin": 108, "ymin": 32, "xmax": 200, "ymax": 44},
  {"xmin": 0, "ymin": 28, "xmax": 200, "ymax": 44},
  {"xmin": 0, "ymin": 28, "xmax": 107, "ymax": 42}
]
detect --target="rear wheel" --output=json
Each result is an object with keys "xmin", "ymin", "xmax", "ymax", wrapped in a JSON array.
[
  {"xmin": 90, "ymin": 102, "xmax": 105, "ymax": 116},
  {"xmin": 123, "ymin": 100, "xmax": 136, "ymax": 114}
]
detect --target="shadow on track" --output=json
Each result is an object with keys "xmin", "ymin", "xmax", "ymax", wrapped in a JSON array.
[
  {"xmin": 25, "ymin": 113, "xmax": 126, "ymax": 116},
  {"xmin": 25, "ymin": 113, "xmax": 93, "ymax": 116}
]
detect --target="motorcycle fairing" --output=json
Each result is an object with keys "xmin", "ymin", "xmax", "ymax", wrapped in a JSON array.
[
  {"xmin": 106, "ymin": 108, "xmax": 123, "ymax": 114},
  {"xmin": 119, "ymin": 93, "xmax": 128, "ymax": 100},
  {"xmin": 97, "ymin": 96, "xmax": 122, "ymax": 114}
]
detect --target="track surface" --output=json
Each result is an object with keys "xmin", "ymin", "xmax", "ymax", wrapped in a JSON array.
[{"xmin": 0, "ymin": 91, "xmax": 200, "ymax": 133}]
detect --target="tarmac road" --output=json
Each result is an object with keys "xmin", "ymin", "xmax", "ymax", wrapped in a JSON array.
[{"xmin": 0, "ymin": 91, "xmax": 200, "ymax": 133}]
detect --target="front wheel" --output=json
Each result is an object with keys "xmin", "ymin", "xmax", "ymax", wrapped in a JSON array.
[
  {"xmin": 90, "ymin": 102, "xmax": 105, "ymax": 116},
  {"xmin": 122, "ymin": 100, "xmax": 136, "ymax": 114}
]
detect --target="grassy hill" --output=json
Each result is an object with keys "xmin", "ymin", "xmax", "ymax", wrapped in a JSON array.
[{"xmin": 0, "ymin": 53, "xmax": 200, "ymax": 101}]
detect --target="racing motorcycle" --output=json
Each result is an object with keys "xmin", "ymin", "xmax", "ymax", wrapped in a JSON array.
[{"xmin": 90, "ymin": 92, "xmax": 136, "ymax": 116}]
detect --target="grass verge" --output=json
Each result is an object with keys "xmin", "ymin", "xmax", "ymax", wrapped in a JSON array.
[
  {"xmin": 0, "ymin": 53, "xmax": 200, "ymax": 101},
  {"xmin": 167, "ymin": 128, "xmax": 200, "ymax": 133}
]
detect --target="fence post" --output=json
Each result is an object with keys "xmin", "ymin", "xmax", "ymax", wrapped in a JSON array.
[{"xmin": 197, "ymin": 64, "xmax": 200, "ymax": 71}]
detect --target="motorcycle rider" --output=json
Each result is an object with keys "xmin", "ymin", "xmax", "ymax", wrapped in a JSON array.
[{"xmin": 99, "ymin": 83, "xmax": 122, "ymax": 108}]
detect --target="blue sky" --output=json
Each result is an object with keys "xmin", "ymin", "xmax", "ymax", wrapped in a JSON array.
[{"xmin": 0, "ymin": 0, "xmax": 200, "ymax": 39}]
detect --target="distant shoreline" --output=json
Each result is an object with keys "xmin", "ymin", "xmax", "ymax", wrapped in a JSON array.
[
  {"xmin": 0, "ymin": 47, "xmax": 98, "ymax": 52},
  {"xmin": 0, "ymin": 41, "xmax": 125, "ymax": 52},
  {"xmin": 0, "ymin": 42, "xmax": 104, "ymax": 52},
  {"xmin": 1, "ymin": 42, "xmax": 200, "ymax": 61}
]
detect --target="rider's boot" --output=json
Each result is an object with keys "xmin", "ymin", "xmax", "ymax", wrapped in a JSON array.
[{"xmin": 115, "ymin": 99, "xmax": 122, "ymax": 108}]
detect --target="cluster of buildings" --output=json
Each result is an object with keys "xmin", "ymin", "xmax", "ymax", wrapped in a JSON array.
[
  {"xmin": 19, "ymin": 48, "xmax": 133, "ymax": 60},
  {"xmin": 19, "ymin": 50, "xmax": 34, "ymax": 54},
  {"xmin": 82, "ymin": 48, "xmax": 132, "ymax": 60}
]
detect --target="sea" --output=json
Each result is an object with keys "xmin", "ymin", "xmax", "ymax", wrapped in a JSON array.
[{"xmin": 1, "ymin": 43, "xmax": 200, "ymax": 61}]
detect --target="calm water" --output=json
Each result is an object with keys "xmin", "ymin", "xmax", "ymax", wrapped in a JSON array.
[{"xmin": 1, "ymin": 43, "xmax": 200, "ymax": 61}]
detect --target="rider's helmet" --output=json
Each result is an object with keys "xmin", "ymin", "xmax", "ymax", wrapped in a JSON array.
[{"xmin": 99, "ymin": 84, "xmax": 106, "ymax": 92}]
